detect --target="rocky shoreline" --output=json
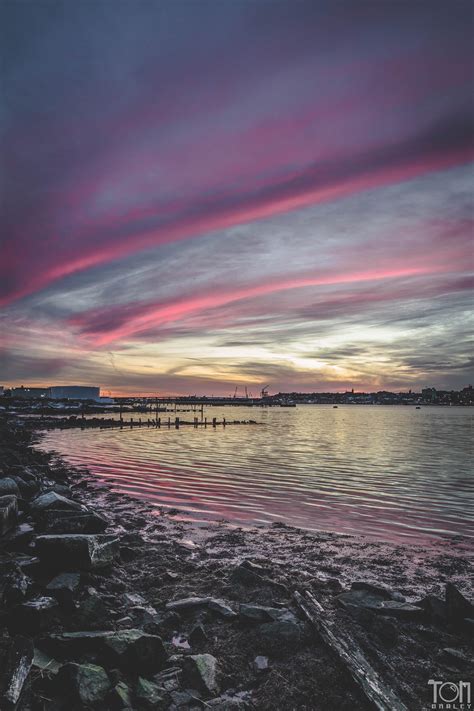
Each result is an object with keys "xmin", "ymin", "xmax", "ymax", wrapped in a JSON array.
[{"xmin": 1, "ymin": 415, "xmax": 473, "ymax": 710}]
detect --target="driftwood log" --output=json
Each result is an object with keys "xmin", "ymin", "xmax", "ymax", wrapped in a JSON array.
[{"xmin": 294, "ymin": 590, "xmax": 408, "ymax": 711}]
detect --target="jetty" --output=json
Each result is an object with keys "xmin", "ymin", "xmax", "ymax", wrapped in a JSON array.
[{"xmin": 21, "ymin": 415, "xmax": 259, "ymax": 431}]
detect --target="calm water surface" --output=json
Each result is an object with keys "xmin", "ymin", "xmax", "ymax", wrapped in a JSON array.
[{"xmin": 39, "ymin": 405, "xmax": 474, "ymax": 544}]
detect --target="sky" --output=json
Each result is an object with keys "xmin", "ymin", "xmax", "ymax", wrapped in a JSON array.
[{"xmin": 1, "ymin": 1, "xmax": 473, "ymax": 396}]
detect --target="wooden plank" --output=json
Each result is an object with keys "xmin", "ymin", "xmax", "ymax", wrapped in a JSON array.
[{"xmin": 294, "ymin": 590, "xmax": 408, "ymax": 711}]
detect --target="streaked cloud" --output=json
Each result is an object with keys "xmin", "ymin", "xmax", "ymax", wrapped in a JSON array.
[{"xmin": 1, "ymin": 1, "xmax": 472, "ymax": 393}]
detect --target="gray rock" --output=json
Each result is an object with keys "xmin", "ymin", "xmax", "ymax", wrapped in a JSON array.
[
  {"xmin": 230, "ymin": 564, "xmax": 263, "ymax": 587},
  {"xmin": 30, "ymin": 491, "xmax": 85, "ymax": 514},
  {"xmin": 208, "ymin": 598, "xmax": 237, "ymax": 619},
  {"xmin": 58, "ymin": 662, "xmax": 112, "ymax": 706},
  {"xmin": 32, "ymin": 648, "xmax": 61, "ymax": 677},
  {"xmin": 0, "ymin": 478, "xmax": 20, "ymax": 497},
  {"xmin": 3, "ymin": 522, "xmax": 35, "ymax": 550},
  {"xmin": 170, "ymin": 689, "xmax": 202, "ymax": 707},
  {"xmin": 11, "ymin": 476, "xmax": 40, "ymax": 499},
  {"xmin": 111, "ymin": 681, "xmax": 133, "ymax": 709},
  {"xmin": 239, "ymin": 604, "xmax": 296, "ymax": 624},
  {"xmin": 0, "ymin": 635, "xmax": 34, "ymax": 708},
  {"xmin": 183, "ymin": 654, "xmax": 219, "ymax": 695},
  {"xmin": 136, "ymin": 676, "xmax": 167, "ymax": 707},
  {"xmin": 166, "ymin": 596, "xmax": 210, "ymax": 612},
  {"xmin": 129, "ymin": 604, "xmax": 159, "ymax": 628},
  {"xmin": 230, "ymin": 563, "xmax": 287, "ymax": 594},
  {"xmin": 36, "ymin": 534, "xmax": 120, "ymax": 570},
  {"xmin": 46, "ymin": 572, "xmax": 81, "ymax": 604},
  {"xmin": 124, "ymin": 592, "xmax": 146, "ymax": 606},
  {"xmin": 41, "ymin": 629, "xmax": 167, "ymax": 673},
  {"xmin": 166, "ymin": 596, "xmax": 236, "ymax": 619},
  {"xmin": 374, "ymin": 600, "xmax": 424, "ymax": 620},
  {"xmin": 417, "ymin": 595, "xmax": 448, "ymax": 624},
  {"xmin": 189, "ymin": 623, "xmax": 208, "ymax": 646},
  {"xmin": 442, "ymin": 647, "xmax": 473, "ymax": 665},
  {"xmin": 3, "ymin": 568, "xmax": 33, "ymax": 605},
  {"xmin": 75, "ymin": 591, "xmax": 112, "ymax": 630},
  {"xmin": 0, "ymin": 495, "xmax": 18, "ymax": 535},
  {"xmin": 371, "ymin": 617, "xmax": 399, "ymax": 647},
  {"xmin": 154, "ymin": 667, "xmax": 181, "ymax": 691},
  {"xmin": 10, "ymin": 596, "xmax": 59, "ymax": 635},
  {"xmin": 446, "ymin": 583, "xmax": 474, "ymax": 625},
  {"xmin": 253, "ymin": 655, "xmax": 269, "ymax": 673},
  {"xmin": 338, "ymin": 589, "xmax": 423, "ymax": 619},
  {"xmin": 351, "ymin": 581, "xmax": 395, "ymax": 600},
  {"xmin": 37, "ymin": 510, "xmax": 108, "ymax": 534}
]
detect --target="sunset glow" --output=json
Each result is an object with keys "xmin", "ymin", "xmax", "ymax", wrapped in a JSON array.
[{"xmin": 2, "ymin": 1, "xmax": 473, "ymax": 395}]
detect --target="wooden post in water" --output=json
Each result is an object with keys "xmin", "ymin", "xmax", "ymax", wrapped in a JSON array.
[
  {"xmin": 223, "ymin": 417, "xmax": 226, "ymax": 427},
  {"xmin": 175, "ymin": 417, "xmax": 180, "ymax": 429},
  {"xmin": 168, "ymin": 417, "xmax": 171, "ymax": 428},
  {"xmin": 204, "ymin": 417, "xmax": 207, "ymax": 428},
  {"xmin": 201, "ymin": 403, "xmax": 204, "ymax": 421},
  {"xmin": 130, "ymin": 418, "xmax": 133, "ymax": 428},
  {"xmin": 212, "ymin": 417, "xmax": 217, "ymax": 428},
  {"xmin": 158, "ymin": 417, "xmax": 161, "ymax": 428}
]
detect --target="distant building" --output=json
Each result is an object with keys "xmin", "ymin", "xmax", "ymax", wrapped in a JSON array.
[
  {"xmin": 49, "ymin": 386, "xmax": 100, "ymax": 401},
  {"xmin": 422, "ymin": 387, "xmax": 437, "ymax": 402},
  {"xmin": 11, "ymin": 386, "xmax": 49, "ymax": 399}
]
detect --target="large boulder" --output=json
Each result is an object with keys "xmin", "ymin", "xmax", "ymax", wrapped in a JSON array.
[
  {"xmin": 40, "ymin": 629, "xmax": 167, "ymax": 673},
  {"xmin": 57, "ymin": 662, "xmax": 111, "ymax": 706},
  {"xmin": 30, "ymin": 491, "xmax": 85, "ymax": 514},
  {"xmin": 36, "ymin": 534, "xmax": 120, "ymax": 570},
  {"xmin": 446, "ymin": 583, "xmax": 474, "ymax": 625},
  {"xmin": 0, "ymin": 495, "xmax": 18, "ymax": 535},
  {"xmin": 183, "ymin": 654, "xmax": 219, "ymax": 695},
  {"xmin": 37, "ymin": 509, "xmax": 108, "ymax": 534},
  {"xmin": 10, "ymin": 476, "xmax": 40, "ymax": 500},
  {"xmin": 0, "ymin": 478, "xmax": 21, "ymax": 497}
]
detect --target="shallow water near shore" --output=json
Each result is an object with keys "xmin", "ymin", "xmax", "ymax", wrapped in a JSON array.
[{"xmin": 39, "ymin": 405, "xmax": 473, "ymax": 545}]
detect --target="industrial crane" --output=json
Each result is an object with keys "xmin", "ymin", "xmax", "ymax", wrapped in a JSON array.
[{"xmin": 261, "ymin": 384, "xmax": 270, "ymax": 398}]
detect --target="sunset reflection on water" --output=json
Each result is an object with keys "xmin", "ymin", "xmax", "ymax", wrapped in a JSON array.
[{"xmin": 40, "ymin": 405, "xmax": 473, "ymax": 545}]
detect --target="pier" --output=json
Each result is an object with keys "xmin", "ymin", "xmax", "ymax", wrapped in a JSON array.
[{"xmin": 23, "ymin": 415, "xmax": 259, "ymax": 431}]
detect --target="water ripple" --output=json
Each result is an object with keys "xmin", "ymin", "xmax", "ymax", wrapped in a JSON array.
[{"xmin": 40, "ymin": 405, "xmax": 474, "ymax": 544}]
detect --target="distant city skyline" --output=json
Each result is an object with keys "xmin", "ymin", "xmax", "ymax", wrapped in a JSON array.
[{"xmin": 2, "ymin": 2, "xmax": 473, "ymax": 396}]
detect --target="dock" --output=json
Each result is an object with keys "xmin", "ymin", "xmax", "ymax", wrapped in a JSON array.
[{"xmin": 23, "ymin": 415, "xmax": 259, "ymax": 431}]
